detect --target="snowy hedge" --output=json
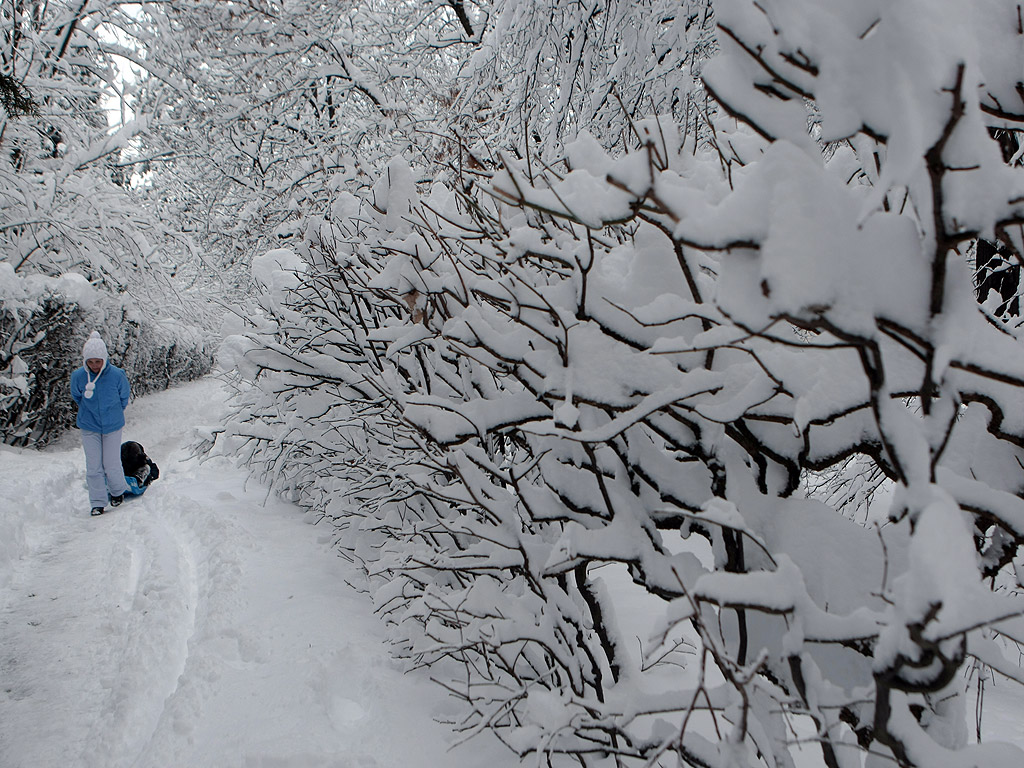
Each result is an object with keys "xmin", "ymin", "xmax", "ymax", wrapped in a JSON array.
[
  {"xmin": 217, "ymin": 1, "xmax": 1024, "ymax": 767},
  {"xmin": 0, "ymin": 264, "xmax": 214, "ymax": 447},
  {"xmin": 0, "ymin": 267, "xmax": 83, "ymax": 447}
]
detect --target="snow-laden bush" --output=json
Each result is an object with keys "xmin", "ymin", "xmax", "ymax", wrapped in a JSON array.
[
  {"xmin": 0, "ymin": 264, "xmax": 214, "ymax": 447},
  {"xmin": 0, "ymin": 265, "xmax": 87, "ymax": 446},
  {"xmin": 219, "ymin": 1, "xmax": 1024, "ymax": 766}
]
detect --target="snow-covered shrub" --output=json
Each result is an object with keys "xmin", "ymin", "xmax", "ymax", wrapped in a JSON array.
[
  {"xmin": 98, "ymin": 307, "xmax": 214, "ymax": 400},
  {"xmin": 0, "ymin": 265, "xmax": 214, "ymax": 447},
  {"xmin": 219, "ymin": 1, "xmax": 1024, "ymax": 766},
  {"xmin": 0, "ymin": 266, "xmax": 86, "ymax": 446},
  {"xmin": 216, "ymin": 154, "xmax": 653, "ymax": 757},
  {"xmin": 214, "ymin": 159, "xmax": 448, "ymax": 525}
]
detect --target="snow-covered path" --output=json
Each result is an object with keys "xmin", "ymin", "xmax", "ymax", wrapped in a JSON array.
[
  {"xmin": 0, "ymin": 378, "xmax": 481, "ymax": 768},
  {"xmin": 7, "ymin": 380, "xmax": 1024, "ymax": 768}
]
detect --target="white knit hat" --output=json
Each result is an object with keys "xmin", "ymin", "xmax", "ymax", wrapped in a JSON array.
[
  {"xmin": 82, "ymin": 332, "xmax": 109, "ymax": 399},
  {"xmin": 82, "ymin": 331, "xmax": 108, "ymax": 363}
]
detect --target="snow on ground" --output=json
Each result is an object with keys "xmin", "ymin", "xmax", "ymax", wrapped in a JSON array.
[
  {"xmin": 0, "ymin": 377, "xmax": 498, "ymax": 768},
  {"xmin": 3, "ymin": 377, "xmax": 1024, "ymax": 768}
]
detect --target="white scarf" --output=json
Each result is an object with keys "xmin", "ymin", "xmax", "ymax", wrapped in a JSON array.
[{"xmin": 83, "ymin": 361, "xmax": 106, "ymax": 399}]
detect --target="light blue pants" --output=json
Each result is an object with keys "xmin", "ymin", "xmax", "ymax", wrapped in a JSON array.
[{"xmin": 82, "ymin": 429, "xmax": 130, "ymax": 508}]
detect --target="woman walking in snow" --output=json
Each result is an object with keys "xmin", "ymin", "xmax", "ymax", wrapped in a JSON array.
[{"xmin": 70, "ymin": 331, "xmax": 131, "ymax": 516}]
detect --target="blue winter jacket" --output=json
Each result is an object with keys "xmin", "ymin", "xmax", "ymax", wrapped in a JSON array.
[{"xmin": 70, "ymin": 363, "xmax": 130, "ymax": 433}]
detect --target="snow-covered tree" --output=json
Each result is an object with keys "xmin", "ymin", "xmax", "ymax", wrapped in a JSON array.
[
  {"xmin": 456, "ymin": 0, "xmax": 714, "ymax": 159},
  {"xmin": 0, "ymin": 1, "xmax": 215, "ymax": 445},
  {"xmin": 218, "ymin": 0, "xmax": 1024, "ymax": 766},
  {"xmin": 124, "ymin": 0, "xmax": 483, "ymax": 281},
  {"xmin": 1, "ymin": 0, "xmax": 156, "ymax": 287}
]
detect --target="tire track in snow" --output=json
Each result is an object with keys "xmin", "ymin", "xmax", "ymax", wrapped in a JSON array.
[
  {"xmin": 77, "ymin": 493, "xmax": 201, "ymax": 768},
  {"xmin": 127, "ymin": 466, "xmax": 266, "ymax": 768},
  {"xmin": 0, "ymin": 420, "xmax": 241, "ymax": 768},
  {"xmin": 76, "ymin": 451, "xmax": 254, "ymax": 768}
]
